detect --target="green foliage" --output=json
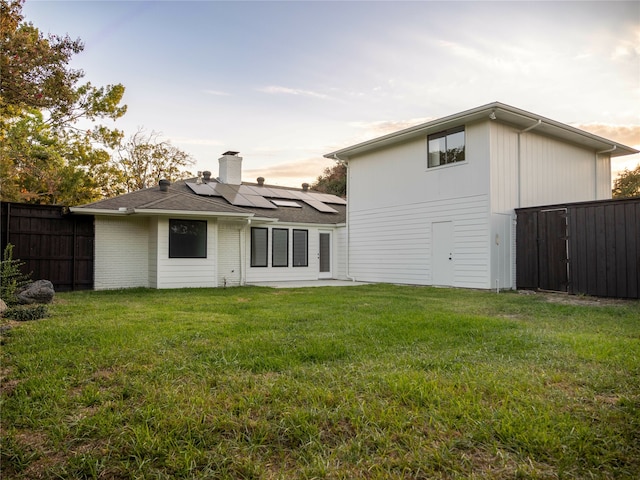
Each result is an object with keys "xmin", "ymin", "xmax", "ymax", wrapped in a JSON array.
[
  {"xmin": 0, "ymin": 243, "xmax": 31, "ymax": 304},
  {"xmin": 1, "ymin": 285, "xmax": 638, "ymax": 478},
  {"xmin": 612, "ymin": 164, "xmax": 640, "ymax": 198},
  {"xmin": 3, "ymin": 304, "xmax": 48, "ymax": 321},
  {"xmin": 0, "ymin": 0, "xmax": 128, "ymax": 205},
  {"xmin": 311, "ymin": 160, "xmax": 347, "ymax": 197},
  {"xmin": 0, "ymin": 0, "xmax": 83, "ymax": 116}
]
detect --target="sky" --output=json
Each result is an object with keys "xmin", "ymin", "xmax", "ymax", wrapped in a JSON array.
[{"xmin": 22, "ymin": 0, "xmax": 640, "ymax": 187}]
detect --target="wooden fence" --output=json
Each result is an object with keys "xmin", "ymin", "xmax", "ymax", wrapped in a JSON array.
[
  {"xmin": 1, "ymin": 202, "xmax": 94, "ymax": 291},
  {"xmin": 516, "ymin": 197, "xmax": 640, "ymax": 299}
]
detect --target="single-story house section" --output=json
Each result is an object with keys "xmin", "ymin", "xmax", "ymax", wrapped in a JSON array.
[
  {"xmin": 71, "ymin": 152, "xmax": 346, "ymax": 289},
  {"xmin": 325, "ymin": 102, "xmax": 638, "ymax": 290}
]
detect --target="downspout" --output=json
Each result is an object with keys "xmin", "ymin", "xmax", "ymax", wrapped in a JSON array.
[
  {"xmin": 333, "ymin": 153, "xmax": 355, "ymax": 282},
  {"xmin": 517, "ymin": 119, "xmax": 542, "ymax": 208},
  {"xmin": 595, "ymin": 145, "xmax": 616, "ymax": 199}
]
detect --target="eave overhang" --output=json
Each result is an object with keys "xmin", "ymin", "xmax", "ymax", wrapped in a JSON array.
[
  {"xmin": 325, "ymin": 102, "xmax": 638, "ymax": 160},
  {"xmin": 69, "ymin": 207, "xmax": 254, "ymax": 219}
]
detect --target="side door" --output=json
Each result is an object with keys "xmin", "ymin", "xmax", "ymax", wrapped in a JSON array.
[
  {"xmin": 432, "ymin": 221, "xmax": 454, "ymax": 286},
  {"xmin": 318, "ymin": 231, "xmax": 332, "ymax": 279}
]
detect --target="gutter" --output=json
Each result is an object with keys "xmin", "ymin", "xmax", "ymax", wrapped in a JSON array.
[{"xmin": 70, "ymin": 207, "xmax": 255, "ymax": 219}]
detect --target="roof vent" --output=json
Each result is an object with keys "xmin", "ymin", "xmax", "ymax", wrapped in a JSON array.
[
  {"xmin": 257, "ymin": 177, "xmax": 265, "ymax": 186},
  {"xmin": 159, "ymin": 179, "xmax": 171, "ymax": 192},
  {"xmin": 302, "ymin": 183, "xmax": 309, "ymax": 192},
  {"xmin": 202, "ymin": 171, "xmax": 212, "ymax": 181}
]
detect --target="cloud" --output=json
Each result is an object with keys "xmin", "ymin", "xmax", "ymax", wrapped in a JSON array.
[
  {"xmin": 203, "ymin": 90, "xmax": 230, "ymax": 96},
  {"xmin": 258, "ymin": 85, "xmax": 329, "ymax": 99},
  {"xmin": 349, "ymin": 117, "xmax": 433, "ymax": 138},
  {"xmin": 574, "ymin": 123, "xmax": 640, "ymax": 148},
  {"xmin": 171, "ymin": 137, "xmax": 225, "ymax": 147},
  {"xmin": 244, "ymin": 156, "xmax": 334, "ymax": 186}
]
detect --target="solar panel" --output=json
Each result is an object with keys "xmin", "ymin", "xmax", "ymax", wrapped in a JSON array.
[
  {"xmin": 186, "ymin": 181, "xmax": 340, "ymax": 212},
  {"xmin": 272, "ymin": 200, "xmax": 302, "ymax": 208},
  {"xmin": 243, "ymin": 194, "xmax": 277, "ymax": 209},
  {"xmin": 185, "ymin": 181, "xmax": 219, "ymax": 196},
  {"xmin": 307, "ymin": 192, "xmax": 347, "ymax": 205},
  {"xmin": 302, "ymin": 199, "xmax": 338, "ymax": 213}
]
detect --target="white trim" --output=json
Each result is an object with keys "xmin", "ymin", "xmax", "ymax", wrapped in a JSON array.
[{"xmin": 325, "ymin": 102, "xmax": 638, "ymax": 159}]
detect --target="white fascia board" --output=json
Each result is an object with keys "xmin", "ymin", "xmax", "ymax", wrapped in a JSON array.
[
  {"xmin": 69, "ymin": 207, "xmax": 132, "ymax": 215},
  {"xmin": 69, "ymin": 207, "xmax": 254, "ymax": 219},
  {"xmin": 253, "ymin": 220, "xmax": 345, "ymax": 228},
  {"xmin": 132, "ymin": 208, "xmax": 253, "ymax": 218},
  {"xmin": 325, "ymin": 101, "xmax": 638, "ymax": 159}
]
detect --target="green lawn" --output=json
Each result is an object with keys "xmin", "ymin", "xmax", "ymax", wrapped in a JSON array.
[{"xmin": 1, "ymin": 285, "xmax": 639, "ymax": 479}]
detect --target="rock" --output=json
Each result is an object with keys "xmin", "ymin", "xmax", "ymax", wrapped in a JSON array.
[
  {"xmin": 16, "ymin": 280, "xmax": 55, "ymax": 305},
  {"xmin": 0, "ymin": 298, "xmax": 7, "ymax": 316}
]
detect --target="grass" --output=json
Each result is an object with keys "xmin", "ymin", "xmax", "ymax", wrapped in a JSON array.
[{"xmin": 1, "ymin": 284, "xmax": 639, "ymax": 479}]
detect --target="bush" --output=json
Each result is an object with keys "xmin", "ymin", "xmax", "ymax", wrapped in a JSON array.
[
  {"xmin": 0, "ymin": 244, "xmax": 32, "ymax": 305},
  {"xmin": 4, "ymin": 304, "xmax": 49, "ymax": 321}
]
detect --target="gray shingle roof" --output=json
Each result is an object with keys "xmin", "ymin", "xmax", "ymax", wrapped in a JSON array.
[{"xmin": 75, "ymin": 179, "xmax": 346, "ymax": 225}]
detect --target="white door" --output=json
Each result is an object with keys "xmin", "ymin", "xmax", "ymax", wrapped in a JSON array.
[
  {"xmin": 319, "ymin": 231, "xmax": 332, "ymax": 279},
  {"xmin": 432, "ymin": 221, "xmax": 454, "ymax": 286}
]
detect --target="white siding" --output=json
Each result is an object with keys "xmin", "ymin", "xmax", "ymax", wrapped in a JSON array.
[
  {"xmin": 520, "ymin": 132, "xmax": 608, "ymax": 207},
  {"xmin": 94, "ymin": 216, "xmax": 150, "ymax": 290},
  {"xmin": 348, "ymin": 195, "xmax": 490, "ymax": 287},
  {"xmin": 489, "ymin": 121, "xmax": 612, "ymax": 211},
  {"xmin": 218, "ymin": 221, "xmax": 242, "ymax": 287},
  {"xmin": 595, "ymin": 153, "xmax": 612, "ymax": 200},
  {"xmin": 334, "ymin": 226, "xmax": 347, "ymax": 280},
  {"xmin": 489, "ymin": 213, "xmax": 514, "ymax": 290},
  {"xmin": 155, "ymin": 217, "xmax": 217, "ymax": 289},
  {"xmin": 489, "ymin": 122, "xmax": 520, "ymax": 214},
  {"xmin": 346, "ymin": 123, "xmax": 492, "ymax": 288},
  {"xmin": 148, "ymin": 218, "xmax": 158, "ymax": 288}
]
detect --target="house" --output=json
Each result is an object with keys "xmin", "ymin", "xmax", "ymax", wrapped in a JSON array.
[
  {"xmin": 324, "ymin": 102, "xmax": 638, "ymax": 290},
  {"xmin": 71, "ymin": 152, "xmax": 347, "ymax": 289}
]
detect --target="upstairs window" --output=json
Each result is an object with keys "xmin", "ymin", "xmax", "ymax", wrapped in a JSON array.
[
  {"xmin": 428, "ymin": 127, "xmax": 465, "ymax": 168},
  {"xmin": 251, "ymin": 227, "xmax": 268, "ymax": 267},
  {"xmin": 169, "ymin": 219, "xmax": 207, "ymax": 258}
]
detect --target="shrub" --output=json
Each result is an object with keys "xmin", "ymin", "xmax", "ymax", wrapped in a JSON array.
[
  {"xmin": 4, "ymin": 304, "xmax": 49, "ymax": 321},
  {"xmin": 0, "ymin": 244, "xmax": 32, "ymax": 305}
]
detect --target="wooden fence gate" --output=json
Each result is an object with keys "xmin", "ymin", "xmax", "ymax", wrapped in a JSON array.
[
  {"xmin": 516, "ymin": 197, "xmax": 640, "ymax": 299},
  {"xmin": 1, "ymin": 202, "xmax": 94, "ymax": 291}
]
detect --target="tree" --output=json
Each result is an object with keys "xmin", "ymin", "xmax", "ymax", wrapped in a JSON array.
[
  {"xmin": 115, "ymin": 129, "xmax": 195, "ymax": 192},
  {"xmin": 312, "ymin": 161, "xmax": 347, "ymax": 197},
  {"xmin": 612, "ymin": 164, "xmax": 640, "ymax": 199},
  {"xmin": 0, "ymin": 0, "xmax": 83, "ymax": 117},
  {"xmin": 0, "ymin": 0, "xmax": 127, "ymax": 205}
]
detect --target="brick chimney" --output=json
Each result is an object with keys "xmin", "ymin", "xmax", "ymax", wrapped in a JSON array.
[{"xmin": 218, "ymin": 151, "xmax": 242, "ymax": 185}]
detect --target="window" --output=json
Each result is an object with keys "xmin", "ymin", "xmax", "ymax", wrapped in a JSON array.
[
  {"xmin": 251, "ymin": 227, "xmax": 268, "ymax": 267},
  {"xmin": 272, "ymin": 229, "xmax": 289, "ymax": 267},
  {"xmin": 293, "ymin": 229, "xmax": 308, "ymax": 267},
  {"xmin": 428, "ymin": 127, "xmax": 465, "ymax": 168},
  {"xmin": 169, "ymin": 219, "xmax": 207, "ymax": 258}
]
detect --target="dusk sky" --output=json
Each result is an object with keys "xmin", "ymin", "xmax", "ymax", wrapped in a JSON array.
[{"xmin": 23, "ymin": 0, "xmax": 639, "ymax": 187}]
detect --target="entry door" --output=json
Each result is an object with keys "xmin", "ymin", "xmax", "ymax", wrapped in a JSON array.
[
  {"xmin": 538, "ymin": 209, "xmax": 568, "ymax": 292},
  {"xmin": 432, "ymin": 221, "xmax": 454, "ymax": 286},
  {"xmin": 319, "ymin": 232, "xmax": 332, "ymax": 279}
]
